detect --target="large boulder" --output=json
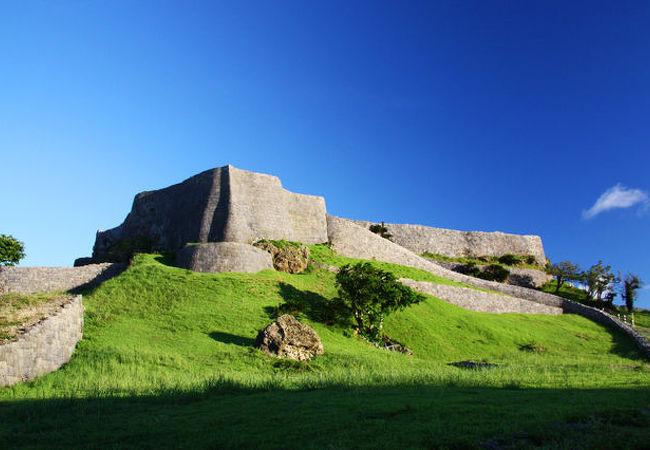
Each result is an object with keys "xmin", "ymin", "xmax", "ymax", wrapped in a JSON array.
[
  {"xmin": 255, "ymin": 315, "xmax": 323, "ymax": 361},
  {"xmin": 254, "ymin": 241, "xmax": 310, "ymax": 274}
]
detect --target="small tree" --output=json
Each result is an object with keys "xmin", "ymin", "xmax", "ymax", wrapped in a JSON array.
[
  {"xmin": 0, "ymin": 234, "xmax": 25, "ymax": 266},
  {"xmin": 369, "ymin": 222, "xmax": 393, "ymax": 240},
  {"xmin": 335, "ymin": 263, "xmax": 423, "ymax": 341},
  {"xmin": 621, "ymin": 273, "xmax": 643, "ymax": 312},
  {"xmin": 549, "ymin": 260, "xmax": 582, "ymax": 294}
]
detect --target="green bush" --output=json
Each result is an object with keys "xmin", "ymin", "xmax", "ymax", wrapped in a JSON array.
[
  {"xmin": 524, "ymin": 255, "xmax": 537, "ymax": 265},
  {"xmin": 0, "ymin": 234, "xmax": 25, "ymax": 266},
  {"xmin": 336, "ymin": 263, "xmax": 423, "ymax": 341},
  {"xmin": 479, "ymin": 265, "xmax": 510, "ymax": 283},
  {"xmin": 369, "ymin": 224, "xmax": 393, "ymax": 240},
  {"xmin": 498, "ymin": 254, "xmax": 521, "ymax": 266}
]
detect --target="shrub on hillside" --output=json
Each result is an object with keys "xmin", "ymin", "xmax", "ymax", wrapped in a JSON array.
[
  {"xmin": 0, "ymin": 234, "xmax": 25, "ymax": 266},
  {"xmin": 336, "ymin": 263, "xmax": 423, "ymax": 342},
  {"xmin": 480, "ymin": 265, "xmax": 510, "ymax": 283},
  {"xmin": 524, "ymin": 254, "xmax": 537, "ymax": 265},
  {"xmin": 498, "ymin": 254, "xmax": 521, "ymax": 266},
  {"xmin": 462, "ymin": 262, "xmax": 510, "ymax": 283}
]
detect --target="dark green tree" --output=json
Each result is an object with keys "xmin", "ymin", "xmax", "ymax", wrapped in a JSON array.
[
  {"xmin": 621, "ymin": 273, "xmax": 643, "ymax": 312},
  {"xmin": 549, "ymin": 260, "xmax": 582, "ymax": 294},
  {"xmin": 0, "ymin": 234, "xmax": 25, "ymax": 266},
  {"xmin": 335, "ymin": 263, "xmax": 423, "ymax": 341}
]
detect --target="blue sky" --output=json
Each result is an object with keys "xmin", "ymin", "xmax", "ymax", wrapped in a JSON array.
[{"xmin": 2, "ymin": 1, "xmax": 649, "ymax": 308}]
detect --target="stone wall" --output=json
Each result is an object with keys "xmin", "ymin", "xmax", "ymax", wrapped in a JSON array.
[
  {"xmin": 400, "ymin": 279, "xmax": 562, "ymax": 315},
  {"xmin": 348, "ymin": 219, "xmax": 547, "ymax": 264},
  {"xmin": 431, "ymin": 260, "xmax": 553, "ymax": 288},
  {"xmin": 327, "ymin": 215, "xmax": 650, "ymax": 358},
  {"xmin": 0, "ymin": 295, "xmax": 84, "ymax": 387},
  {"xmin": 91, "ymin": 165, "xmax": 328, "ymax": 261},
  {"xmin": 0, "ymin": 263, "xmax": 126, "ymax": 295},
  {"xmin": 176, "ymin": 242, "xmax": 273, "ymax": 274},
  {"xmin": 327, "ymin": 215, "xmax": 563, "ymax": 306},
  {"xmin": 562, "ymin": 302, "xmax": 650, "ymax": 359}
]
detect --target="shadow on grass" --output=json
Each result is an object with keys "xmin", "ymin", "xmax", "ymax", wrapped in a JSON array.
[
  {"xmin": 208, "ymin": 331, "xmax": 255, "ymax": 347},
  {"xmin": 264, "ymin": 282, "xmax": 352, "ymax": 328},
  {"xmin": 68, "ymin": 263, "xmax": 129, "ymax": 296},
  {"xmin": 1, "ymin": 382, "xmax": 649, "ymax": 448}
]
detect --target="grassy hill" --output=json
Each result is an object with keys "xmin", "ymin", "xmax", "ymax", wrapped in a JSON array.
[{"xmin": 1, "ymin": 251, "xmax": 649, "ymax": 448}]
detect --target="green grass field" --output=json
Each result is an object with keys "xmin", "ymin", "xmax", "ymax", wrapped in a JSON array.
[{"xmin": 1, "ymin": 253, "xmax": 648, "ymax": 448}]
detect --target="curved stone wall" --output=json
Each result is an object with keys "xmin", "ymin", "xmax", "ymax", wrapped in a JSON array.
[
  {"xmin": 327, "ymin": 215, "xmax": 650, "ymax": 358},
  {"xmin": 0, "ymin": 263, "xmax": 126, "ymax": 295},
  {"xmin": 400, "ymin": 279, "xmax": 562, "ymax": 315},
  {"xmin": 431, "ymin": 260, "xmax": 553, "ymax": 288},
  {"xmin": 0, "ymin": 295, "xmax": 84, "ymax": 387},
  {"xmin": 176, "ymin": 242, "xmax": 274, "ymax": 274},
  {"xmin": 348, "ymin": 218, "xmax": 546, "ymax": 264},
  {"xmin": 91, "ymin": 165, "xmax": 328, "ymax": 261}
]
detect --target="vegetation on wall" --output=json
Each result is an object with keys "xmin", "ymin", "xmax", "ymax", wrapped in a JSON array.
[
  {"xmin": 368, "ymin": 223, "xmax": 393, "ymax": 240},
  {"xmin": 421, "ymin": 252, "xmax": 541, "ymax": 270}
]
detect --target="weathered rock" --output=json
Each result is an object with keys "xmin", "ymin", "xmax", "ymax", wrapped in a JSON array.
[
  {"xmin": 176, "ymin": 242, "xmax": 273, "ymax": 274},
  {"xmin": 254, "ymin": 241, "xmax": 310, "ymax": 274},
  {"xmin": 255, "ymin": 315, "xmax": 323, "ymax": 361}
]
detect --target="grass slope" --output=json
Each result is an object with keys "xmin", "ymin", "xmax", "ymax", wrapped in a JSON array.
[{"xmin": 0, "ymin": 253, "xmax": 648, "ymax": 448}]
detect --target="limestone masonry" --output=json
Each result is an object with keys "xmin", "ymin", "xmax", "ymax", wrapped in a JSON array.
[
  {"xmin": 0, "ymin": 295, "xmax": 84, "ymax": 387},
  {"xmin": 0, "ymin": 263, "xmax": 126, "ymax": 295},
  {"xmin": 176, "ymin": 242, "xmax": 274, "ymax": 274},
  {"xmin": 91, "ymin": 165, "xmax": 328, "ymax": 261},
  {"xmin": 87, "ymin": 165, "xmax": 545, "ymax": 264},
  {"xmin": 348, "ymin": 219, "xmax": 546, "ymax": 264}
]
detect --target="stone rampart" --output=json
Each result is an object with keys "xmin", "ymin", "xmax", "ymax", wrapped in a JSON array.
[
  {"xmin": 91, "ymin": 165, "xmax": 328, "ymax": 261},
  {"xmin": 327, "ymin": 215, "xmax": 650, "ymax": 358},
  {"xmin": 176, "ymin": 242, "xmax": 273, "ymax": 274},
  {"xmin": 400, "ymin": 279, "xmax": 562, "ymax": 315},
  {"xmin": 0, "ymin": 263, "xmax": 126, "ymax": 295},
  {"xmin": 431, "ymin": 260, "xmax": 553, "ymax": 288},
  {"xmin": 348, "ymin": 219, "xmax": 546, "ymax": 264},
  {"xmin": 0, "ymin": 295, "xmax": 84, "ymax": 386}
]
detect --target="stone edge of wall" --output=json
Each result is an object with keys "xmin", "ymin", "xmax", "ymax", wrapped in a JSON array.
[
  {"xmin": 0, "ymin": 295, "xmax": 84, "ymax": 387},
  {"xmin": 0, "ymin": 263, "xmax": 127, "ymax": 295},
  {"xmin": 327, "ymin": 215, "xmax": 650, "ymax": 360},
  {"xmin": 400, "ymin": 278, "xmax": 562, "ymax": 315},
  {"xmin": 176, "ymin": 242, "xmax": 274, "ymax": 273},
  {"xmin": 430, "ymin": 260, "xmax": 553, "ymax": 288}
]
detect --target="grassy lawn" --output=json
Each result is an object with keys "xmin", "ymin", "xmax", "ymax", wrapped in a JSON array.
[{"xmin": 0, "ymin": 253, "xmax": 648, "ymax": 447}]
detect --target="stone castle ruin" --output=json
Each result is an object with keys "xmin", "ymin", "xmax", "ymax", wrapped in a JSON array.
[
  {"xmin": 3, "ymin": 164, "xmax": 649, "ymax": 385},
  {"xmin": 85, "ymin": 164, "xmax": 547, "ymax": 266}
]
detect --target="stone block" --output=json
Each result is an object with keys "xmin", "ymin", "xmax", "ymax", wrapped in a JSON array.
[{"xmin": 176, "ymin": 242, "xmax": 274, "ymax": 274}]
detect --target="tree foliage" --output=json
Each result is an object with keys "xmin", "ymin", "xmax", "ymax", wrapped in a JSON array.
[
  {"xmin": 549, "ymin": 260, "xmax": 582, "ymax": 294},
  {"xmin": 335, "ymin": 263, "xmax": 424, "ymax": 341},
  {"xmin": 583, "ymin": 261, "xmax": 618, "ymax": 305},
  {"xmin": 368, "ymin": 223, "xmax": 393, "ymax": 240},
  {"xmin": 621, "ymin": 273, "xmax": 643, "ymax": 312},
  {"xmin": 0, "ymin": 234, "xmax": 26, "ymax": 266}
]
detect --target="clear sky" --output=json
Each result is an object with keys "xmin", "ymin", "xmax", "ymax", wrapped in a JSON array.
[{"xmin": 2, "ymin": 1, "xmax": 649, "ymax": 308}]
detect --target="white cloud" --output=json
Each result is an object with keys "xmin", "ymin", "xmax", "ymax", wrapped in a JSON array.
[{"xmin": 582, "ymin": 184, "xmax": 649, "ymax": 220}]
